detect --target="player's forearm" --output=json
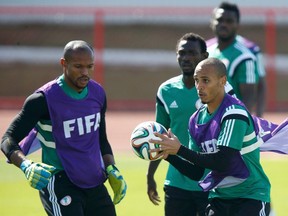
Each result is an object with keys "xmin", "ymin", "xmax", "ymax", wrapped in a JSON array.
[
  {"xmin": 242, "ymin": 97, "xmax": 256, "ymax": 113},
  {"xmin": 256, "ymin": 78, "xmax": 266, "ymax": 117},
  {"xmin": 1, "ymin": 137, "xmax": 26, "ymax": 168},
  {"xmin": 165, "ymin": 155, "xmax": 204, "ymax": 181},
  {"xmin": 102, "ymin": 154, "xmax": 115, "ymax": 168},
  {"xmin": 99, "ymin": 110, "xmax": 113, "ymax": 156},
  {"xmin": 147, "ymin": 159, "xmax": 161, "ymax": 178},
  {"xmin": 256, "ymin": 98, "xmax": 265, "ymax": 117},
  {"xmin": 239, "ymin": 84, "xmax": 257, "ymax": 112},
  {"xmin": 176, "ymin": 145, "xmax": 238, "ymax": 172},
  {"xmin": 1, "ymin": 137, "xmax": 22, "ymax": 162},
  {"xmin": 9, "ymin": 150, "xmax": 27, "ymax": 167}
]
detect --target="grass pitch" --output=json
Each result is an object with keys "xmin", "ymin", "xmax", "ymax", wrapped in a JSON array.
[{"xmin": 0, "ymin": 152, "xmax": 287, "ymax": 216}]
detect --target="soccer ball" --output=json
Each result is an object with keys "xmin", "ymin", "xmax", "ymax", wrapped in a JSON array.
[{"xmin": 130, "ymin": 121, "xmax": 168, "ymax": 161}]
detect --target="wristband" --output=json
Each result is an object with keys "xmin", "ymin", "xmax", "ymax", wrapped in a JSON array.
[{"xmin": 20, "ymin": 160, "xmax": 32, "ymax": 173}]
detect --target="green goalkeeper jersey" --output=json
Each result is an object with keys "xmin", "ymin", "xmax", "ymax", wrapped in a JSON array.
[
  {"xmin": 207, "ymin": 39, "xmax": 259, "ymax": 100},
  {"xmin": 156, "ymin": 74, "xmax": 205, "ymax": 191}
]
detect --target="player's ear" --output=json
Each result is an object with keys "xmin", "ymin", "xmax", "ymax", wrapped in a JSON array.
[
  {"xmin": 60, "ymin": 58, "xmax": 67, "ymax": 67},
  {"xmin": 221, "ymin": 76, "xmax": 227, "ymax": 86}
]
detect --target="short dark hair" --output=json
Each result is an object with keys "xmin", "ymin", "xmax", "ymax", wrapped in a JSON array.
[
  {"xmin": 199, "ymin": 58, "xmax": 227, "ymax": 77},
  {"xmin": 63, "ymin": 40, "xmax": 94, "ymax": 61},
  {"xmin": 218, "ymin": 1, "xmax": 240, "ymax": 23},
  {"xmin": 176, "ymin": 32, "xmax": 207, "ymax": 53}
]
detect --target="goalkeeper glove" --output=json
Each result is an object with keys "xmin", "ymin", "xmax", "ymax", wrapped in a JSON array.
[
  {"xmin": 106, "ymin": 164, "xmax": 127, "ymax": 204},
  {"xmin": 20, "ymin": 160, "xmax": 56, "ymax": 190}
]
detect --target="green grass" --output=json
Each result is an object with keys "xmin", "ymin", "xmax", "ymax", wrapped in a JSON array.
[
  {"xmin": 260, "ymin": 155, "xmax": 288, "ymax": 216},
  {"xmin": 0, "ymin": 152, "xmax": 168, "ymax": 216},
  {"xmin": 0, "ymin": 153, "xmax": 287, "ymax": 216}
]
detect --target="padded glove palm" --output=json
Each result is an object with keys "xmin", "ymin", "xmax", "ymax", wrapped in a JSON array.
[
  {"xmin": 106, "ymin": 164, "xmax": 127, "ymax": 204},
  {"xmin": 20, "ymin": 160, "xmax": 56, "ymax": 190}
]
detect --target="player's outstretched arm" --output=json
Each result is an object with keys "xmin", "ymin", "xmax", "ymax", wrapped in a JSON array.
[{"xmin": 147, "ymin": 160, "xmax": 162, "ymax": 205}]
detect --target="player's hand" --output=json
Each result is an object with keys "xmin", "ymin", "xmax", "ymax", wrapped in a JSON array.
[
  {"xmin": 147, "ymin": 175, "xmax": 161, "ymax": 205},
  {"xmin": 106, "ymin": 164, "xmax": 127, "ymax": 204},
  {"xmin": 20, "ymin": 160, "xmax": 56, "ymax": 190},
  {"xmin": 150, "ymin": 129, "xmax": 181, "ymax": 158}
]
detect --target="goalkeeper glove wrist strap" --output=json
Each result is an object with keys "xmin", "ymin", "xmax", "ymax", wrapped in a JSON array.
[
  {"xmin": 20, "ymin": 160, "xmax": 32, "ymax": 173},
  {"xmin": 106, "ymin": 164, "xmax": 118, "ymax": 173}
]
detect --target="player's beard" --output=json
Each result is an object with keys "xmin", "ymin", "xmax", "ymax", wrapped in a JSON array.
[
  {"xmin": 217, "ymin": 30, "xmax": 236, "ymax": 43},
  {"xmin": 218, "ymin": 35, "xmax": 234, "ymax": 43},
  {"xmin": 183, "ymin": 71, "xmax": 194, "ymax": 77},
  {"xmin": 181, "ymin": 66, "xmax": 196, "ymax": 77}
]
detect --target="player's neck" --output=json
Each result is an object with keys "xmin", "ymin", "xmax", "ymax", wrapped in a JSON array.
[
  {"xmin": 218, "ymin": 37, "xmax": 235, "ymax": 51},
  {"xmin": 207, "ymin": 92, "xmax": 225, "ymax": 114},
  {"xmin": 182, "ymin": 75, "xmax": 195, "ymax": 89}
]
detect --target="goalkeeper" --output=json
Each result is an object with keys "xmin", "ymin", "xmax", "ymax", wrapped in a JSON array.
[{"xmin": 1, "ymin": 40, "xmax": 127, "ymax": 216}]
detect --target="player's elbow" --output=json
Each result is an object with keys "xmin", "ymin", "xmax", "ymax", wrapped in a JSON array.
[
  {"xmin": 1, "ymin": 137, "xmax": 21, "ymax": 160},
  {"xmin": 213, "ymin": 147, "xmax": 240, "ymax": 172},
  {"xmin": 190, "ymin": 167, "xmax": 205, "ymax": 181}
]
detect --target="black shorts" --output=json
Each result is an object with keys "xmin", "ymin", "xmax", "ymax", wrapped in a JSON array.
[
  {"xmin": 206, "ymin": 198, "xmax": 270, "ymax": 216},
  {"xmin": 39, "ymin": 171, "xmax": 116, "ymax": 216},
  {"xmin": 164, "ymin": 185, "xmax": 209, "ymax": 216}
]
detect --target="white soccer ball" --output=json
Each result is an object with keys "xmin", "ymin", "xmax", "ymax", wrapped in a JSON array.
[{"xmin": 130, "ymin": 121, "xmax": 168, "ymax": 161}]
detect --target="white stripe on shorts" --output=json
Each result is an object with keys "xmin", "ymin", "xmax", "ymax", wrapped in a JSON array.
[
  {"xmin": 47, "ymin": 175, "xmax": 62, "ymax": 216},
  {"xmin": 260, "ymin": 201, "xmax": 266, "ymax": 216}
]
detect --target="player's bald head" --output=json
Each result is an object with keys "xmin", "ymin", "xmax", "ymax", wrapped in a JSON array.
[
  {"xmin": 196, "ymin": 58, "xmax": 227, "ymax": 78},
  {"xmin": 63, "ymin": 40, "xmax": 94, "ymax": 61}
]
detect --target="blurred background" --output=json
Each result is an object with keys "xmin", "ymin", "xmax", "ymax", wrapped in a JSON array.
[
  {"xmin": 1, "ymin": 2, "xmax": 288, "ymax": 216},
  {"xmin": 0, "ymin": 0, "xmax": 288, "ymax": 112}
]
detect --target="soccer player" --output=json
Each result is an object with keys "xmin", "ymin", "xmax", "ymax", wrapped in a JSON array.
[
  {"xmin": 150, "ymin": 58, "xmax": 271, "ymax": 216},
  {"xmin": 146, "ymin": 33, "xmax": 209, "ymax": 216},
  {"xmin": 236, "ymin": 35, "xmax": 267, "ymax": 117},
  {"xmin": 1, "ymin": 40, "xmax": 127, "ymax": 216},
  {"xmin": 147, "ymin": 33, "xmax": 234, "ymax": 216},
  {"xmin": 206, "ymin": 34, "xmax": 267, "ymax": 117},
  {"xmin": 207, "ymin": 2, "xmax": 261, "ymax": 114}
]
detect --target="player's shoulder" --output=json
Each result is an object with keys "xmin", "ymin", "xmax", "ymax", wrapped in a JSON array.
[
  {"xmin": 232, "ymin": 40, "xmax": 257, "ymax": 61},
  {"xmin": 26, "ymin": 91, "xmax": 45, "ymax": 103},
  {"xmin": 221, "ymin": 104, "xmax": 254, "ymax": 130},
  {"xmin": 23, "ymin": 91, "xmax": 47, "ymax": 113},
  {"xmin": 233, "ymin": 40, "xmax": 253, "ymax": 53},
  {"xmin": 225, "ymin": 103, "xmax": 247, "ymax": 113},
  {"xmin": 236, "ymin": 35, "xmax": 261, "ymax": 54},
  {"xmin": 222, "ymin": 103, "xmax": 249, "ymax": 122},
  {"xmin": 158, "ymin": 75, "xmax": 182, "ymax": 89}
]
